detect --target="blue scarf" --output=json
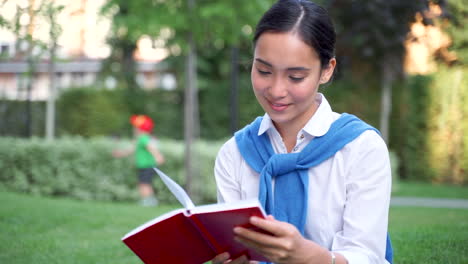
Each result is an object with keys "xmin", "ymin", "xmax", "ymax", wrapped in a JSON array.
[{"xmin": 235, "ymin": 113, "xmax": 393, "ymax": 263}]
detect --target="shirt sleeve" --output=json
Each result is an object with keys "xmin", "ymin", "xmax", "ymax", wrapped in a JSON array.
[
  {"xmin": 214, "ymin": 137, "xmax": 243, "ymax": 203},
  {"xmin": 332, "ymin": 130, "xmax": 392, "ymax": 264}
]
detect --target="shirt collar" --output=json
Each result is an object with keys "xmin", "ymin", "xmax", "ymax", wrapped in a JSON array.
[
  {"xmin": 257, "ymin": 93, "xmax": 335, "ymax": 137},
  {"xmin": 303, "ymin": 93, "xmax": 335, "ymax": 137},
  {"xmin": 258, "ymin": 114, "xmax": 274, "ymax": 136}
]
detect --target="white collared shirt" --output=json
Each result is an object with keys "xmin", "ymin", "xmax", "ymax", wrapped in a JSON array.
[{"xmin": 214, "ymin": 94, "xmax": 391, "ymax": 264}]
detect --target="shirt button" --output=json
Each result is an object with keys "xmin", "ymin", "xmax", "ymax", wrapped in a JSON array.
[
  {"xmin": 300, "ymin": 134, "xmax": 304, "ymax": 139},
  {"xmin": 293, "ymin": 147, "xmax": 298, "ymax": 152}
]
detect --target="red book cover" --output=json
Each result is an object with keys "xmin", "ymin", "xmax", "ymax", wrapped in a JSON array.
[{"xmin": 121, "ymin": 168, "xmax": 269, "ymax": 264}]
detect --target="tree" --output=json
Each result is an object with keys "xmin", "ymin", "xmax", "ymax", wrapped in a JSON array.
[
  {"xmin": 101, "ymin": 0, "xmax": 273, "ymax": 195},
  {"xmin": 439, "ymin": 0, "xmax": 468, "ymax": 64},
  {"xmin": 328, "ymin": 0, "xmax": 431, "ymax": 143},
  {"xmin": 43, "ymin": 1, "xmax": 64, "ymax": 140},
  {"xmin": 100, "ymin": 0, "xmax": 142, "ymax": 118},
  {"xmin": 0, "ymin": 0, "xmax": 48, "ymax": 137}
]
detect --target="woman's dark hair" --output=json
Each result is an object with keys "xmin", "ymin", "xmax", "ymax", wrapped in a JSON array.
[{"xmin": 253, "ymin": 0, "xmax": 336, "ymax": 68}]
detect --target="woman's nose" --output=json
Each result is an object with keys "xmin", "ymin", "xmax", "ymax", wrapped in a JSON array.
[{"xmin": 268, "ymin": 76, "xmax": 288, "ymax": 98}]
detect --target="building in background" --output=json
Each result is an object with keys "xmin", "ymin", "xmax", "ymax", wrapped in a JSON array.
[{"xmin": 0, "ymin": 0, "xmax": 174, "ymax": 101}]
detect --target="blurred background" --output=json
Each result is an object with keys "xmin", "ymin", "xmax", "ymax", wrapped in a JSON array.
[{"xmin": 0, "ymin": 0, "xmax": 466, "ymax": 203}]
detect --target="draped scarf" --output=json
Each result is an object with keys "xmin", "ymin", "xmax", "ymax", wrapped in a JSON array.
[{"xmin": 235, "ymin": 113, "xmax": 393, "ymax": 263}]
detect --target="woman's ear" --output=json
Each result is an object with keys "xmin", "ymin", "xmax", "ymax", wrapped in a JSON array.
[{"xmin": 320, "ymin": 58, "xmax": 337, "ymax": 84}]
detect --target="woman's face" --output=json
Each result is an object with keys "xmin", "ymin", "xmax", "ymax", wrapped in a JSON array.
[{"xmin": 251, "ymin": 32, "xmax": 335, "ymax": 132}]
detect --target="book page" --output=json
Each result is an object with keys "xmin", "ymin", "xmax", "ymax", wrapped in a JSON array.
[
  {"xmin": 190, "ymin": 199, "xmax": 266, "ymax": 216},
  {"xmin": 153, "ymin": 168, "xmax": 195, "ymax": 210}
]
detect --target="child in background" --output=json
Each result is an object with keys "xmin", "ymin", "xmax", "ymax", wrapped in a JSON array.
[{"xmin": 113, "ymin": 115, "xmax": 165, "ymax": 207}]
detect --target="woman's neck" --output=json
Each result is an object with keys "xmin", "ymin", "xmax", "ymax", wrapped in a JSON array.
[
  {"xmin": 276, "ymin": 122, "xmax": 304, "ymax": 153},
  {"xmin": 274, "ymin": 103, "xmax": 319, "ymax": 153}
]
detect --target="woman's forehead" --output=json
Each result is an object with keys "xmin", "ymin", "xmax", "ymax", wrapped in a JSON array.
[{"xmin": 254, "ymin": 32, "xmax": 320, "ymax": 68}]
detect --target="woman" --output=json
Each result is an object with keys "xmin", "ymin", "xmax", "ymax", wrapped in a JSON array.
[{"xmin": 213, "ymin": 0, "xmax": 392, "ymax": 263}]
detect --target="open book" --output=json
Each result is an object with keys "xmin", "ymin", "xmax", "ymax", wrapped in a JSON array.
[{"xmin": 122, "ymin": 168, "xmax": 269, "ymax": 264}]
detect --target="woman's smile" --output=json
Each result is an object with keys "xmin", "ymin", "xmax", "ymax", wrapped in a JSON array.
[{"xmin": 268, "ymin": 100, "xmax": 291, "ymax": 112}]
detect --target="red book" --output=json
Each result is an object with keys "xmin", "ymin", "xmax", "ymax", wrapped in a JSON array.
[{"xmin": 122, "ymin": 168, "xmax": 269, "ymax": 264}]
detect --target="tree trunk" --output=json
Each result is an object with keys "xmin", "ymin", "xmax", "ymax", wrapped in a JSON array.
[
  {"xmin": 379, "ymin": 62, "xmax": 394, "ymax": 144},
  {"xmin": 25, "ymin": 0, "xmax": 36, "ymax": 138},
  {"xmin": 229, "ymin": 46, "xmax": 239, "ymax": 134},
  {"xmin": 184, "ymin": 0, "xmax": 198, "ymax": 196},
  {"xmin": 25, "ymin": 55, "xmax": 34, "ymax": 138},
  {"xmin": 46, "ymin": 43, "xmax": 57, "ymax": 140}
]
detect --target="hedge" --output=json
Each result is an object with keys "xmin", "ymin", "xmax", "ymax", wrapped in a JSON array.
[
  {"xmin": 0, "ymin": 137, "xmax": 224, "ymax": 204},
  {"xmin": 393, "ymin": 66, "xmax": 468, "ymax": 184},
  {"xmin": 0, "ymin": 136, "xmax": 405, "ymax": 204}
]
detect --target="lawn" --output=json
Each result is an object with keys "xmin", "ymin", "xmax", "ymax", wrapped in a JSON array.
[
  {"xmin": 389, "ymin": 207, "xmax": 468, "ymax": 263},
  {"xmin": 1, "ymin": 190, "xmax": 467, "ymax": 264},
  {"xmin": 392, "ymin": 180, "xmax": 468, "ymax": 199},
  {"xmin": 0, "ymin": 191, "xmax": 175, "ymax": 264}
]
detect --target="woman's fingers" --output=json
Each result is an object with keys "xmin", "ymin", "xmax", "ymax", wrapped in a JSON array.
[
  {"xmin": 233, "ymin": 216, "xmax": 307, "ymax": 263},
  {"xmin": 247, "ymin": 216, "xmax": 295, "ymax": 238},
  {"xmin": 211, "ymin": 252, "xmax": 230, "ymax": 264},
  {"xmin": 212, "ymin": 253, "xmax": 253, "ymax": 264},
  {"xmin": 234, "ymin": 225, "xmax": 280, "ymax": 248},
  {"xmin": 228, "ymin": 255, "xmax": 250, "ymax": 264}
]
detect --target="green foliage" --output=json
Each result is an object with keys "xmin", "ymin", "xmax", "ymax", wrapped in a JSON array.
[
  {"xmin": 57, "ymin": 87, "xmax": 128, "ymax": 137},
  {"xmin": 0, "ymin": 137, "xmax": 223, "ymax": 204},
  {"xmin": 196, "ymin": 43, "xmax": 263, "ymax": 138},
  {"xmin": 0, "ymin": 100, "xmax": 45, "ymax": 137},
  {"xmin": 443, "ymin": 0, "xmax": 468, "ymax": 64},
  {"xmin": 0, "ymin": 137, "xmax": 136, "ymax": 201},
  {"xmin": 323, "ymin": 78, "xmax": 381, "ymax": 127},
  {"xmin": 395, "ymin": 75, "xmax": 435, "ymax": 181},
  {"xmin": 99, "ymin": 0, "xmax": 270, "ymax": 95},
  {"xmin": 394, "ymin": 66, "xmax": 468, "ymax": 184},
  {"xmin": 425, "ymin": 66, "xmax": 467, "ymax": 183},
  {"xmin": 0, "ymin": 136, "xmax": 408, "ymax": 203},
  {"xmin": 329, "ymin": 0, "xmax": 429, "ymax": 65},
  {"xmin": 101, "ymin": 0, "xmax": 274, "ymax": 51},
  {"xmin": 55, "ymin": 86, "xmax": 178, "ymax": 139}
]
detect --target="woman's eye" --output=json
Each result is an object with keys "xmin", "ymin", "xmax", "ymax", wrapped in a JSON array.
[
  {"xmin": 257, "ymin": 69, "xmax": 271, "ymax": 75},
  {"xmin": 289, "ymin": 76, "xmax": 305, "ymax": 82}
]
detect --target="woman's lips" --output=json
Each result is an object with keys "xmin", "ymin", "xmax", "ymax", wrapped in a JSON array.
[{"xmin": 269, "ymin": 101, "xmax": 289, "ymax": 111}]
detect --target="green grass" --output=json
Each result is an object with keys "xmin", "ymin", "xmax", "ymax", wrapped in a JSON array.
[
  {"xmin": 0, "ymin": 191, "xmax": 178, "ymax": 264},
  {"xmin": 1, "ymin": 191, "xmax": 467, "ymax": 264},
  {"xmin": 392, "ymin": 180, "xmax": 468, "ymax": 199},
  {"xmin": 389, "ymin": 207, "xmax": 468, "ymax": 263}
]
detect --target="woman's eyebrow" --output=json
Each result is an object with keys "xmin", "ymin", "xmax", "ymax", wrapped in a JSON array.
[
  {"xmin": 287, "ymin": 66, "xmax": 310, "ymax": 71},
  {"xmin": 255, "ymin": 58, "xmax": 310, "ymax": 71},
  {"xmin": 255, "ymin": 58, "xmax": 273, "ymax": 67}
]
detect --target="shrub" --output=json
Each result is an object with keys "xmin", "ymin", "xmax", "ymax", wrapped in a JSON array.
[
  {"xmin": 0, "ymin": 100, "xmax": 45, "ymax": 137},
  {"xmin": 0, "ymin": 137, "xmax": 224, "ymax": 204},
  {"xmin": 394, "ymin": 66, "xmax": 468, "ymax": 184},
  {"xmin": 57, "ymin": 87, "xmax": 129, "ymax": 137}
]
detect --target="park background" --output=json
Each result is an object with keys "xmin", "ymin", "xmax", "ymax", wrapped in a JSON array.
[{"xmin": 0, "ymin": 0, "xmax": 467, "ymax": 263}]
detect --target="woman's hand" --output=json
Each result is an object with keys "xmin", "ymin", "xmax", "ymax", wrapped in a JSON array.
[
  {"xmin": 211, "ymin": 252, "xmax": 258, "ymax": 264},
  {"xmin": 233, "ymin": 215, "xmax": 326, "ymax": 264}
]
